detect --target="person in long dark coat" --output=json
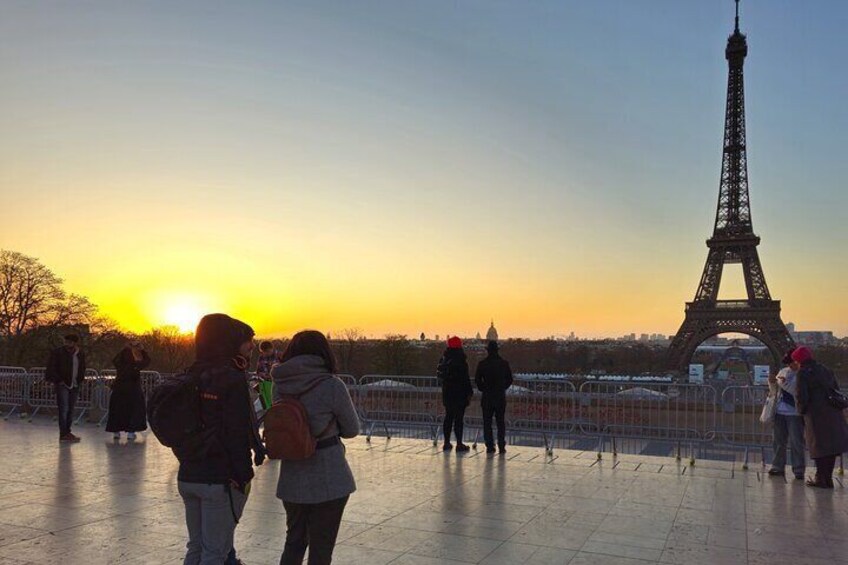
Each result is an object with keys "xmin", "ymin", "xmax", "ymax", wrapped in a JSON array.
[
  {"xmin": 105, "ymin": 342, "xmax": 151, "ymax": 439},
  {"xmin": 437, "ymin": 336, "xmax": 473, "ymax": 452},
  {"xmin": 794, "ymin": 346, "xmax": 848, "ymax": 489},
  {"xmin": 475, "ymin": 340, "xmax": 513, "ymax": 454}
]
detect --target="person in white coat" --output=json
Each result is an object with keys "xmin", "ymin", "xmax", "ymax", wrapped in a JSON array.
[{"xmin": 767, "ymin": 351, "xmax": 806, "ymax": 480}]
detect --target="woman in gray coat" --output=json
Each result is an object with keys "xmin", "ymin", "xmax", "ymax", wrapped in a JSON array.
[
  {"xmin": 794, "ymin": 346, "xmax": 848, "ymax": 489},
  {"xmin": 271, "ymin": 330, "xmax": 360, "ymax": 565}
]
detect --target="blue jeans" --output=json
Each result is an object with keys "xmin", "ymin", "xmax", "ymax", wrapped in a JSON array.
[
  {"xmin": 771, "ymin": 413, "xmax": 806, "ymax": 477},
  {"xmin": 55, "ymin": 384, "xmax": 78, "ymax": 436}
]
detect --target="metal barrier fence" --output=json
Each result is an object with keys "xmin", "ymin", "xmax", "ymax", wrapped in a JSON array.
[
  {"xmin": 0, "ymin": 367, "xmax": 28, "ymax": 420},
  {"xmin": 0, "ymin": 370, "xmax": 843, "ymax": 468},
  {"xmin": 719, "ymin": 385, "xmax": 771, "ymax": 469},
  {"xmin": 577, "ymin": 382, "xmax": 717, "ymax": 463},
  {"xmin": 357, "ymin": 376, "xmax": 443, "ymax": 443},
  {"xmin": 356, "ymin": 376, "xmax": 578, "ymax": 453},
  {"xmin": 26, "ymin": 368, "xmax": 101, "ymax": 424},
  {"xmin": 509, "ymin": 379, "xmax": 577, "ymax": 453}
]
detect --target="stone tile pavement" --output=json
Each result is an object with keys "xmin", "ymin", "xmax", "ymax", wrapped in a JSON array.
[{"xmin": 0, "ymin": 418, "xmax": 845, "ymax": 564}]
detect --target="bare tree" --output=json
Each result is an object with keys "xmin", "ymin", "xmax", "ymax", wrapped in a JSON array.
[
  {"xmin": 145, "ymin": 325, "xmax": 194, "ymax": 373},
  {"xmin": 0, "ymin": 250, "xmax": 121, "ymax": 365},
  {"xmin": 376, "ymin": 334, "xmax": 413, "ymax": 375},
  {"xmin": 337, "ymin": 327, "xmax": 364, "ymax": 374},
  {"xmin": 0, "ymin": 250, "xmax": 65, "ymax": 339}
]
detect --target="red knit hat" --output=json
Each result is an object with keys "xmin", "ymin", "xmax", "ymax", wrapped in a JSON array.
[
  {"xmin": 447, "ymin": 336, "xmax": 462, "ymax": 349},
  {"xmin": 791, "ymin": 346, "xmax": 813, "ymax": 363}
]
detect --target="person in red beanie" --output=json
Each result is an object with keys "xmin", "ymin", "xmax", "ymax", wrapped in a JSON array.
[
  {"xmin": 436, "ymin": 336, "xmax": 473, "ymax": 452},
  {"xmin": 790, "ymin": 346, "xmax": 813, "ymax": 364},
  {"xmin": 795, "ymin": 346, "xmax": 848, "ymax": 488}
]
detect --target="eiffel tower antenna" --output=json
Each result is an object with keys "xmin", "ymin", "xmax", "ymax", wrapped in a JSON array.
[
  {"xmin": 735, "ymin": 0, "xmax": 740, "ymax": 33},
  {"xmin": 668, "ymin": 1, "xmax": 793, "ymax": 370}
]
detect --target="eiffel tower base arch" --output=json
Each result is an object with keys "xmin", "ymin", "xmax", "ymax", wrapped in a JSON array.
[{"xmin": 667, "ymin": 301, "xmax": 794, "ymax": 371}]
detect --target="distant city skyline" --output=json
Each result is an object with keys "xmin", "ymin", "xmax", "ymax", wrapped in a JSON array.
[{"xmin": 2, "ymin": 1, "xmax": 846, "ymax": 338}]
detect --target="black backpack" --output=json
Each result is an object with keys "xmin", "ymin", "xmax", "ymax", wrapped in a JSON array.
[{"xmin": 147, "ymin": 372, "xmax": 217, "ymax": 460}]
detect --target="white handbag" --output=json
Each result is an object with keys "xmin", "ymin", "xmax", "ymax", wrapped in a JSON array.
[{"xmin": 759, "ymin": 393, "xmax": 778, "ymax": 424}]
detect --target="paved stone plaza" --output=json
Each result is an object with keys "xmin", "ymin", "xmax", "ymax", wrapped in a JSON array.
[{"xmin": 0, "ymin": 418, "xmax": 845, "ymax": 565}]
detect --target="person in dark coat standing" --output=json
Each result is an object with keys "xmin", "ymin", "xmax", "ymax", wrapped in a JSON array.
[
  {"xmin": 437, "ymin": 336, "xmax": 473, "ymax": 452},
  {"xmin": 45, "ymin": 334, "xmax": 87, "ymax": 442},
  {"xmin": 106, "ymin": 341, "xmax": 151, "ymax": 440},
  {"xmin": 177, "ymin": 314, "xmax": 260, "ymax": 564},
  {"xmin": 475, "ymin": 341, "xmax": 513, "ymax": 454},
  {"xmin": 794, "ymin": 346, "xmax": 848, "ymax": 489}
]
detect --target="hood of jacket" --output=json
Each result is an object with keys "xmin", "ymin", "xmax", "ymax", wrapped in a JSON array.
[
  {"xmin": 271, "ymin": 354, "xmax": 333, "ymax": 394},
  {"xmin": 190, "ymin": 313, "xmax": 254, "ymax": 373}
]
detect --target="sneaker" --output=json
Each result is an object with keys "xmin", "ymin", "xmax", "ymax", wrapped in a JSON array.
[
  {"xmin": 67, "ymin": 433, "xmax": 81, "ymax": 442},
  {"xmin": 113, "ymin": 432, "xmax": 121, "ymax": 440},
  {"xmin": 442, "ymin": 443, "xmax": 453, "ymax": 451},
  {"xmin": 127, "ymin": 432, "xmax": 137, "ymax": 441},
  {"xmin": 486, "ymin": 447, "xmax": 496, "ymax": 454},
  {"xmin": 767, "ymin": 468, "xmax": 785, "ymax": 476},
  {"xmin": 498, "ymin": 446, "xmax": 507, "ymax": 455},
  {"xmin": 59, "ymin": 434, "xmax": 74, "ymax": 442},
  {"xmin": 456, "ymin": 444, "xmax": 471, "ymax": 452}
]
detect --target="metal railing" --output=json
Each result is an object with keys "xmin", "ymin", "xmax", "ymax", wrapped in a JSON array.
[
  {"xmin": 0, "ymin": 367, "xmax": 28, "ymax": 420},
  {"xmin": 577, "ymin": 382, "xmax": 716, "ymax": 463},
  {"xmin": 1, "ymin": 369, "xmax": 843, "ymax": 469},
  {"xmin": 719, "ymin": 385, "xmax": 772, "ymax": 469},
  {"xmin": 357, "ymin": 376, "xmax": 443, "ymax": 444},
  {"xmin": 26, "ymin": 367, "xmax": 101, "ymax": 424}
]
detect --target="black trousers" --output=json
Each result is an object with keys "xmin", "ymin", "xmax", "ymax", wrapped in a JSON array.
[
  {"xmin": 443, "ymin": 406, "xmax": 466, "ymax": 444},
  {"xmin": 281, "ymin": 495, "xmax": 349, "ymax": 565},
  {"xmin": 814, "ymin": 455, "xmax": 837, "ymax": 484},
  {"xmin": 482, "ymin": 402, "xmax": 506, "ymax": 449}
]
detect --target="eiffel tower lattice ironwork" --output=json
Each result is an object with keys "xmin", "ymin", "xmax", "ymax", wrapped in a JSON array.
[{"xmin": 668, "ymin": 1, "xmax": 793, "ymax": 369}]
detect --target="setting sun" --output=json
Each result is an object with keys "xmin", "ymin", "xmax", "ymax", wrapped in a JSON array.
[{"xmin": 162, "ymin": 301, "xmax": 206, "ymax": 334}]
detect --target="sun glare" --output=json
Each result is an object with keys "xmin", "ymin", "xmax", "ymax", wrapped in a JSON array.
[{"xmin": 163, "ymin": 302, "xmax": 205, "ymax": 334}]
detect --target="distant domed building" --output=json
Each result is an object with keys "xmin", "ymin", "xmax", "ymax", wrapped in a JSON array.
[{"xmin": 486, "ymin": 320, "xmax": 499, "ymax": 342}]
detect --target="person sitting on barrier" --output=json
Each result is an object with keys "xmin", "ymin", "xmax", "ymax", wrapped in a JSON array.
[
  {"xmin": 45, "ymin": 334, "xmax": 87, "ymax": 442},
  {"xmin": 105, "ymin": 341, "xmax": 151, "ymax": 441},
  {"xmin": 437, "ymin": 336, "xmax": 473, "ymax": 452},
  {"xmin": 767, "ymin": 351, "xmax": 805, "ymax": 479},
  {"xmin": 271, "ymin": 330, "xmax": 360, "ymax": 565},
  {"xmin": 794, "ymin": 346, "xmax": 848, "ymax": 489},
  {"xmin": 475, "ymin": 340, "xmax": 513, "ymax": 454}
]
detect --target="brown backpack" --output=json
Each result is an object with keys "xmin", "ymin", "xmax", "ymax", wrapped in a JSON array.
[{"xmin": 263, "ymin": 378, "xmax": 330, "ymax": 461}]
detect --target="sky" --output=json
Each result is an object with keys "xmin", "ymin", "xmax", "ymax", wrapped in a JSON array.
[{"xmin": 1, "ymin": 1, "xmax": 846, "ymax": 339}]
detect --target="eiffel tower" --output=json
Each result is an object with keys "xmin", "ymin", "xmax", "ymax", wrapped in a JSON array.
[{"xmin": 668, "ymin": 1, "xmax": 793, "ymax": 369}]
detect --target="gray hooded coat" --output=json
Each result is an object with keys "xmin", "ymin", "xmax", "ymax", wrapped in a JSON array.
[{"xmin": 271, "ymin": 355, "xmax": 360, "ymax": 503}]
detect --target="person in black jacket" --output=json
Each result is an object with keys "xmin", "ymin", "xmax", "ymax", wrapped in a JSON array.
[
  {"xmin": 45, "ymin": 334, "xmax": 87, "ymax": 442},
  {"xmin": 794, "ymin": 346, "xmax": 848, "ymax": 489},
  {"xmin": 177, "ymin": 314, "xmax": 261, "ymax": 564},
  {"xmin": 475, "ymin": 341, "xmax": 513, "ymax": 454},
  {"xmin": 105, "ymin": 341, "xmax": 151, "ymax": 440},
  {"xmin": 437, "ymin": 336, "xmax": 473, "ymax": 452}
]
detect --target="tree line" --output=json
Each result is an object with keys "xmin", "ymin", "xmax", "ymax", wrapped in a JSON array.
[{"xmin": 2, "ymin": 250, "xmax": 845, "ymax": 379}]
